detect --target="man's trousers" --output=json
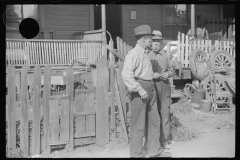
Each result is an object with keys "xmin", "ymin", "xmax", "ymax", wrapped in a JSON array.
[
  {"xmin": 153, "ymin": 79, "xmax": 171, "ymax": 146},
  {"xmin": 129, "ymin": 80, "xmax": 163, "ymax": 157}
]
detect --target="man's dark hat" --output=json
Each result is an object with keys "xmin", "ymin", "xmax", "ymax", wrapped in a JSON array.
[{"xmin": 133, "ymin": 25, "xmax": 155, "ymax": 37}]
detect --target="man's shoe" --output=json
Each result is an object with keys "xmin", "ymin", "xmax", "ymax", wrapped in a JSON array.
[
  {"xmin": 151, "ymin": 151, "xmax": 171, "ymax": 157},
  {"xmin": 164, "ymin": 143, "xmax": 171, "ymax": 149}
]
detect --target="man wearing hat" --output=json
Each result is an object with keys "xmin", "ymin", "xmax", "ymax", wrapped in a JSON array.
[
  {"xmin": 121, "ymin": 25, "xmax": 171, "ymax": 158},
  {"xmin": 148, "ymin": 30, "xmax": 174, "ymax": 150}
]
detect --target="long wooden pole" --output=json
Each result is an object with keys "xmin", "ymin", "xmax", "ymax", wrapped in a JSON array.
[
  {"xmin": 191, "ymin": 4, "xmax": 195, "ymax": 36},
  {"xmin": 101, "ymin": 4, "xmax": 107, "ymax": 44}
]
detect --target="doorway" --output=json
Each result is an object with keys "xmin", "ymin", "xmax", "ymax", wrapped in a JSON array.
[{"xmin": 94, "ymin": 4, "xmax": 122, "ymax": 49}]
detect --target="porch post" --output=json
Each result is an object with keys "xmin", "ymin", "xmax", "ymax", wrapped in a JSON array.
[
  {"xmin": 191, "ymin": 4, "xmax": 195, "ymax": 36},
  {"xmin": 101, "ymin": 4, "xmax": 107, "ymax": 44}
]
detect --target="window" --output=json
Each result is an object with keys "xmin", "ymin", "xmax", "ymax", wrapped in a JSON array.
[
  {"xmin": 6, "ymin": 5, "xmax": 40, "ymax": 38},
  {"xmin": 163, "ymin": 4, "xmax": 188, "ymax": 24},
  {"xmin": 162, "ymin": 5, "xmax": 189, "ymax": 40}
]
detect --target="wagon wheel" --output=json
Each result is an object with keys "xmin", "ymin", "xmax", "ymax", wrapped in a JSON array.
[
  {"xmin": 202, "ymin": 74, "xmax": 230, "ymax": 102},
  {"xmin": 189, "ymin": 49, "xmax": 208, "ymax": 80},
  {"xmin": 183, "ymin": 83, "xmax": 195, "ymax": 99},
  {"xmin": 209, "ymin": 50, "xmax": 235, "ymax": 69}
]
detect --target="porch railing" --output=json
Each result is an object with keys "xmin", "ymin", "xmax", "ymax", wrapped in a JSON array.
[{"xmin": 6, "ymin": 39, "xmax": 103, "ymax": 66}]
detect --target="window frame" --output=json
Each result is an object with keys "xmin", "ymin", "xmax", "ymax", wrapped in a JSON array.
[{"xmin": 6, "ymin": 5, "xmax": 40, "ymax": 32}]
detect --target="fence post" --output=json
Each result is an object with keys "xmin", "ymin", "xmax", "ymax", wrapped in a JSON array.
[
  {"xmin": 32, "ymin": 65, "xmax": 41, "ymax": 156},
  {"xmin": 20, "ymin": 65, "xmax": 29, "ymax": 156},
  {"xmin": 109, "ymin": 39, "xmax": 116, "ymax": 141},
  {"xmin": 177, "ymin": 32, "xmax": 181, "ymax": 61},
  {"xmin": 66, "ymin": 66, "xmax": 74, "ymax": 151},
  {"xmin": 7, "ymin": 65, "xmax": 16, "ymax": 153},
  {"xmin": 96, "ymin": 43, "xmax": 110, "ymax": 146},
  {"xmin": 43, "ymin": 65, "xmax": 51, "ymax": 153},
  {"xmin": 181, "ymin": 33, "xmax": 185, "ymax": 67}
]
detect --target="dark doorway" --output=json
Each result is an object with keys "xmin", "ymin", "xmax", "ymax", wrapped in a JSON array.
[
  {"xmin": 223, "ymin": 5, "xmax": 235, "ymax": 18},
  {"xmin": 94, "ymin": 4, "xmax": 122, "ymax": 49}
]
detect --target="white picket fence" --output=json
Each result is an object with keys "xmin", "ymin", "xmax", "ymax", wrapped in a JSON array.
[
  {"xmin": 6, "ymin": 39, "xmax": 103, "ymax": 66},
  {"xmin": 175, "ymin": 32, "xmax": 235, "ymax": 68}
]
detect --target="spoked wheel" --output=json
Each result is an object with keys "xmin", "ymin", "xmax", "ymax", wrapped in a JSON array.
[
  {"xmin": 209, "ymin": 50, "xmax": 235, "ymax": 69},
  {"xmin": 183, "ymin": 83, "xmax": 195, "ymax": 99},
  {"xmin": 202, "ymin": 74, "xmax": 230, "ymax": 102},
  {"xmin": 189, "ymin": 49, "xmax": 209, "ymax": 80}
]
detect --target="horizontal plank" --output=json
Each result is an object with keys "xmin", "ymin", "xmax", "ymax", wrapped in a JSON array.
[
  {"xmin": 45, "ymin": 5, "xmax": 89, "ymax": 11},
  {"xmin": 54, "ymin": 31, "xmax": 77, "ymax": 36},
  {"xmin": 46, "ymin": 15, "xmax": 90, "ymax": 22},
  {"xmin": 49, "ymin": 94, "xmax": 70, "ymax": 100},
  {"xmin": 46, "ymin": 20, "xmax": 89, "ymax": 26},
  {"xmin": 75, "ymin": 132, "xmax": 95, "ymax": 138},
  {"xmin": 74, "ymin": 111, "xmax": 96, "ymax": 116},
  {"xmin": 126, "ymin": 5, "xmax": 163, "ymax": 12},
  {"xmin": 75, "ymin": 88, "xmax": 94, "ymax": 94},
  {"xmin": 46, "ymin": 26, "xmax": 89, "ymax": 31},
  {"xmin": 74, "ymin": 29, "xmax": 103, "ymax": 35},
  {"xmin": 53, "ymin": 36, "xmax": 74, "ymax": 39},
  {"xmin": 125, "ymin": 18, "xmax": 162, "ymax": 24},
  {"xmin": 45, "ymin": 10, "xmax": 90, "ymax": 17},
  {"xmin": 107, "ymin": 45, "xmax": 125, "ymax": 61},
  {"xmin": 6, "ymin": 38, "xmax": 100, "ymax": 42},
  {"xmin": 48, "ymin": 140, "xmax": 69, "ymax": 146},
  {"xmin": 126, "ymin": 24, "xmax": 162, "ymax": 29},
  {"xmin": 74, "ymin": 137, "xmax": 96, "ymax": 146}
]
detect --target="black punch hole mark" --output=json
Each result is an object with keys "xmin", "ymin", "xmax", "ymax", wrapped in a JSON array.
[{"xmin": 19, "ymin": 18, "xmax": 39, "ymax": 39}]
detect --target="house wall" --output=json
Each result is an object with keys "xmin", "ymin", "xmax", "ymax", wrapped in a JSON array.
[
  {"xmin": 122, "ymin": 5, "xmax": 163, "ymax": 47},
  {"xmin": 6, "ymin": 4, "xmax": 93, "ymax": 39},
  {"xmin": 43, "ymin": 5, "xmax": 93, "ymax": 39}
]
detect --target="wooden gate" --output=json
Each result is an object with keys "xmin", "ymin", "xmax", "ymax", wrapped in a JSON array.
[
  {"xmin": 47, "ymin": 95, "xmax": 70, "ymax": 152},
  {"xmin": 74, "ymin": 89, "xmax": 96, "ymax": 146}
]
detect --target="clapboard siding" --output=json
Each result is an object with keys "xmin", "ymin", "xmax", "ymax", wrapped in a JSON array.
[
  {"xmin": 45, "ymin": 5, "xmax": 89, "ymax": 11},
  {"xmin": 123, "ymin": 5, "xmax": 163, "ymax": 47},
  {"xmin": 46, "ymin": 26, "xmax": 89, "ymax": 31},
  {"xmin": 46, "ymin": 20, "xmax": 89, "ymax": 26},
  {"xmin": 46, "ymin": 15, "xmax": 89, "ymax": 22},
  {"xmin": 45, "ymin": 10, "xmax": 90, "ymax": 17},
  {"xmin": 44, "ymin": 5, "xmax": 90, "ymax": 39}
]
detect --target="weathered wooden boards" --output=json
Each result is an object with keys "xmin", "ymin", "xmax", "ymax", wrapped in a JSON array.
[
  {"xmin": 20, "ymin": 65, "xmax": 29, "ymax": 156},
  {"xmin": 75, "ymin": 89, "xmax": 95, "ymax": 139},
  {"xmin": 43, "ymin": 65, "xmax": 51, "ymax": 152},
  {"xmin": 96, "ymin": 44, "xmax": 110, "ymax": 146},
  {"xmin": 66, "ymin": 66, "xmax": 74, "ymax": 151},
  {"xmin": 32, "ymin": 65, "xmax": 41, "ymax": 155},
  {"xmin": 109, "ymin": 39, "xmax": 116, "ymax": 141},
  {"xmin": 7, "ymin": 65, "xmax": 16, "ymax": 154},
  {"xmin": 48, "ymin": 95, "xmax": 70, "ymax": 145}
]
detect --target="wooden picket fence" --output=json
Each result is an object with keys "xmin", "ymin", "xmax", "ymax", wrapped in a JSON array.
[
  {"xmin": 6, "ymin": 65, "xmax": 99, "ymax": 157},
  {"xmin": 6, "ymin": 36, "xmax": 134, "ymax": 157},
  {"xmin": 107, "ymin": 36, "xmax": 132, "ymax": 142},
  {"xmin": 6, "ymin": 39, "xmax": 103, "ymax": 66},
  {"xmin": 176, "ymin": 32, "xmax": 235, "ymax": 68}
]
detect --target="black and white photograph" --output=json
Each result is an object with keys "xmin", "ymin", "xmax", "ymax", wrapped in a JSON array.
[{"xmin": 5, "ymin": 3, "xmax": 235, "ymax": 158}]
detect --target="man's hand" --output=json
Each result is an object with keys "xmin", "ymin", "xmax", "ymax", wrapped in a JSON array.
[
  {"xmin": 153, "ymin": 73, "xmax": 161, "ymax": 79},
  {"xmin": 140, "ymin": 92, "xmax": 148, "ymax": 99},
  {"xmin": 159, "ymin": 72, "xmax": 168, "ymax": 80},
  {"xmin": 138, "ymin": 89, "xmax": 148, "ymax": 99}
]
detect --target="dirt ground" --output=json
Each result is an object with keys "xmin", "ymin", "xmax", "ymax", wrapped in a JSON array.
[{"xmin": 39, "ymin": 101, "xmax": 235, "ymax": 158}]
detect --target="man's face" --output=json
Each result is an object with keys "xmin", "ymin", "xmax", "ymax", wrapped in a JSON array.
[
  {"xmin": 152, "ymin": 39, "xmax": 163, "ymax": 52},
  {"xmin": 143, "ymin": 35, "xmax": 152, "ymax": 49}
]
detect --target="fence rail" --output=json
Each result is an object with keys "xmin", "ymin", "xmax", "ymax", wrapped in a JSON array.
[
  {"xmin": 6, "ymin": 39, "xmax": 103, "ymax": 66},
  {"xmin": 176, "ymin": 32, "xmax": 235, "ymax": 68}
]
